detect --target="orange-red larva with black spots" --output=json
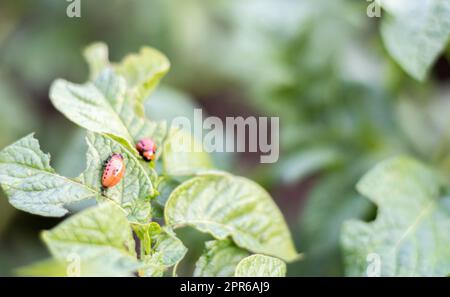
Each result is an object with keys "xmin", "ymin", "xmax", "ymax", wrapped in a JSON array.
[
  {"xmin": 136, "ymin": 138, "xmax": 157, "ymax": 162},
  {"xmin": 102, "ymin": 153, "xmax": 125, "ymax": 188}
]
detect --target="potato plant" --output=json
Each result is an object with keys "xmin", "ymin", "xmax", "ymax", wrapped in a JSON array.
[
  {"xmin": 1, "ymin": 0, "xmax": 449, "ymax": 278},
  {"xmin": 0, "ymin": 43, "xmax": 298, "ymax": 277}
]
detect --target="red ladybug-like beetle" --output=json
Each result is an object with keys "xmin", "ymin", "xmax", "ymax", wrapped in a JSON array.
[
  {"xmin": 136, "ymin": 138, "xmax": 157, "ymax": 162},
  {"xmin": 102, "ymin": 153, "xmax": 125, "ymax": 188}
]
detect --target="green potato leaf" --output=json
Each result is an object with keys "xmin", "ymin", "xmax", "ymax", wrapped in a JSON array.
[
  {"xmin": 50, "ymin": 68, "xmax": 167, "ymax": 154},
  {"xmin": 235, "ymin": 254, "xmax": 286, "ymax": 277},
  {"xmin": 115, "ymin": 47, "xmax": 170, "ymax": 106},
  {"xmin": 85, "ymin": 42, "xmax": 170, "ymax": 106},
  {"xmin": 194, "ymin": 239, "xmax": 249, "ymax": 277},
  {"xmin": 165, "ymin": 172, "xmax": 299, "ymax": 262},
  {"xmin": 140, "ymin": 229, "xmax": 187, "ymax": 277},
  {"xmin": 42, "ymin": 202, "xmax": 141, "ymax": 276},
  {"xmin": 0, "ymin": 134, "xmax": 99, "ymax": 217},
  {"xmin": 0, "ymin": 131, "xmax": 157, "ymax": 223},
  {"xmin": 42, "ymin": 202, "xmax": 136, "ymax": 258},
  {"xmin": 341, "ymin": 156, "xmax": 450, "ymax": 276},
  {"xmin": 380, "ymin": 0, "xmax": 450, "ymax": 81},
  {"xmin": 83, "ymin": 42, "xmax": 110, "ymax": 81},
  {"xmin": 153, "ymin": 230, "xmax": 188, "ymax": 268},
  {"xmin": 132, "ymin": 222, "xmax": 162, "ymax": 256}
]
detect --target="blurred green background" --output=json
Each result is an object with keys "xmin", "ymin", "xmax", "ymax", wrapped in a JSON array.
[{"xmin": 0, "ymin": 0, "xmax": 449, "ymax": 276}]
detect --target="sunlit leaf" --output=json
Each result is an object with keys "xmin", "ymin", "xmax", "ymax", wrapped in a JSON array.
[
  {"xmin": 139, "ymin": 229, "xmax": 187, "ymax": 277},
  {"xmin": 341, "ymin": 156, "xmax": 450, "ymax": 276},
  {"xmin": 0, "ymin": 134, "xmax": 99, "ymax": 217},
  {"xmin": 380, "ymin": 0, "xmax": 450, "ymax": 80},
  {"xmin": 50, "ymin": 69, "xmax": 167, "ymax": 154},
  {"xmin": 116, "ymin": 46, "xmax": 170, "ymax": 105},
  {"xmin": 42, "ymin": 202, "xmax": 141, "ymax": 276},
  {"xmin": 235, "ymin": 254, "xmax": 286, "ymax": 277},
  {"xmin": 194, "ymin": 239, "xmax": 248, "ymax": 277},
  {"xmin": 165, "ymin": 172, "xmax": 298, "ymax": 262}
]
